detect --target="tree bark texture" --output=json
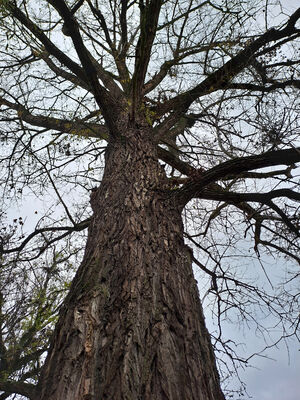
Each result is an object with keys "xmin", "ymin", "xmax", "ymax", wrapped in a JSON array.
[{"xmin": 36, "ymin": 124, "xmax": 225, "ymax": 400}]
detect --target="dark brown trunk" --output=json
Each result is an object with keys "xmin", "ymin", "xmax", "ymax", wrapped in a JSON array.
[{"xmin": 35, "ymin": 124, "xmax": 225, "ymax": 400}]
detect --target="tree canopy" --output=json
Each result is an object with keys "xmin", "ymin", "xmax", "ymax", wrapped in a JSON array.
[{"xmin": 0, "ymin": 0, "xmax": 299, "ymax": 398}]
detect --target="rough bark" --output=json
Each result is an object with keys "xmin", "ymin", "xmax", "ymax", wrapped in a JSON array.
[{"xmin": 35, "ymin": 122, "xmax": 225, "ymax": 400}]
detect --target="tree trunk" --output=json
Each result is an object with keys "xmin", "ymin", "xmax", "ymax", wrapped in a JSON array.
[{"xmin": 35, "ymin": 124, "xmax": 225, "ymax": 400}]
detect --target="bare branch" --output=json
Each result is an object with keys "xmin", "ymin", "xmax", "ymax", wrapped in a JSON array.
[
  {"xmin": 227, "ymin": 80, "xmax": 300, "ymax": 92},
  {"xmin": 47, "ymin": 0, "xmax": 125, "ymax": 133},
  {"xmin": 0, "ymin": 381, "xmax": 35, "ymax": 399},
  {"xmin": 0, "ymin": 97, "xmax": 108, "ymax": 139},
  {"xmin": 9, "ymin": 2, "xmax": 86, "ymax": 82},
  {"xmin": 154, "ymin": 8, "xmax": 300, "ymax": 123},
  {"xmin": 176, "ymin": 147, "xmax": 300, "ymax": 204},
  {"xmin": 131, "ymin": 0, "xmax": 163, "ymax": 110},
  {"xmin": 2, "ymin": 219, "xmax": 90, "ymax": 255}
]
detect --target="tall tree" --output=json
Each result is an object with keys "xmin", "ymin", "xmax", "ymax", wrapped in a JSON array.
[{"xmin": 0, "ymin": 1, "xmax": 299, "ymax": 399}]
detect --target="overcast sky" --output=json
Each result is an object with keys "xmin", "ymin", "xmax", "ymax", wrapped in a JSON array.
[{"xmin": 243, "ymin": 341, "xmax": 299, "ymax": 400}]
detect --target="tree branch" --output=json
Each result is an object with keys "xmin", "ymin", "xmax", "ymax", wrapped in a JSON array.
[
  {"xmin": 34, "ymin": 49, "xmax": 90, "ymax": 90},
  {"xmin": 131, "ymin": 0, "xmax": 163, "ymax": 110},
  {"xmin": 154, "ymin": 8, "xmax": 300, "ymax": 122},
  {"xmin": 87, "ymin": 0, "xmax": 130, "ymax": 85},
  {"xmin": 227, "ymin": 80, "xmax": 300, "ymax": 92},
  {"xmin": 37, "ymin": 46, "xmax": 123, "ymax": 97},
  {"xmin": 0, "ymin": 96, "xmax": 108, "ymax": 139},
  {"xmin": 198, "ymin": 188, "xmax": 300, "ymax": 235},
  {"xmin": 200, "ymin": 188, "xmax": 300, "ymax": 204},
  {"xmin": 259, "ymin": 239, "xmax": 300, "ymax": 264},
  {"xmin": 9, "ymin": 2, "xmax": 86, "ymax": 82},
  {"xmin": 176, "ymin": 147, "xmax": 300, "ymax": 204},
  {"xmin": 2, "ymin": 219, "xmax": 90, "ymax": 255},
  {"xmin": 47, "ymin": 0, "xmax": 124, "ymax": 133},
  {"xmin": 0, "ymin": 381, "xmax": 35, "ymax": 399},
  {"xmin": 157, "ymin": 146, "xmax": 195, "ymax": 176}
]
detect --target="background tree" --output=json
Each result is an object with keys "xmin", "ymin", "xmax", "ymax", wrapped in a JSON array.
[{"xmin": 0, "ymin": 0, "xmax": 299, "ymax": 399}]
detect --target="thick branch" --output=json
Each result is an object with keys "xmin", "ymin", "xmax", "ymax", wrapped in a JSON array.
[
  {"xmin": 223, "ymin": 166, "xmax": 295, "ymax": 180},
  {"xmin": 143, "ymin": 40, "xmax": 241, "ymax": 95},
  {"xmin": 11, "ymin": 1, "xmax": 123, "ymax": 128},
  {"xmin": 119, "ymin": 0, "xmax": 129, "ymax": 52},
  {"xmin": 0, "ymin": 97, "xmax": 108, "ymax": 139},
  {"xmin": 35, "ymin": 50, "xmax": 90, "ymax": 90},
  {"xmin": 38, "ymin": 48, "xmax": 122, "ymax": 97},
  {"xmin": 9, "ymin": 3, "xmax": 86, "ymax": 82},
  {"xmin": 176, "ymin": 147, "xmax": 300, "ymax": 204},
  {"xmin": 157, "ymin": 146, "xmax": 195, "ymax": 176},
  {"xmin": 154, "ymin": 8, "xmax": 300, "ymax": 119},
  {"xmin": 200, "ymin": 188, "xmax": 300, "ymax": 204},
  {"xmin": 0, "ymin": 381, "xmax": 35, "ymax": 399},
  {"xmin": 227, "ymin": 80, "xmax": 300, "ymax": 92},
  {"xmin": 47, "ymin": 0, "xmax": 124, "ymax": 133},
  {"xmin": 131, "ymin": 0, "xmax": 163, "ymax": 108}
]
